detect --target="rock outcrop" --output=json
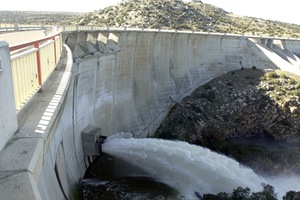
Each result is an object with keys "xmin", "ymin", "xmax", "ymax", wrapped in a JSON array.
[{"xmin": 155, "ymin": 68, "xmax": 300, "ymax": 175}]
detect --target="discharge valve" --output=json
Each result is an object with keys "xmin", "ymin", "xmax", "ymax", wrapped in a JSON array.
[{"xmin": 81, "ymin": 125, "xmax": 107, "ymax": 156}]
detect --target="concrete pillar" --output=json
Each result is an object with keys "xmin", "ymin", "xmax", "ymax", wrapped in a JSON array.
[
  {"xmin": 0, "ymin": 41, "xmax": 18, "ymax": 151},
  {"xmin": 267, "ymin": 39, "xmax": 274, "ymax": 48},
  {"xmin": 260, "ymin": 38, "xmax": 267, "ymax": 46}
]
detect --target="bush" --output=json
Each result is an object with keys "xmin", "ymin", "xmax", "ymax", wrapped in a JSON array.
[
  {"xmin": 232, "ymin": 187, "xmax": 251, "ymax": 199},
  {"xmin": 265, "ymin": 71, "xmax": 279, "ymax": 79},
  {"xmin": 203, "ymin": 184, "xmax": 277, "ymax": 200},
  {"xmin": 273, "ymin": 94, "xmax": 280, "ymax": 100},
  {"xmin": 279, "ymin": 74, "xmax": 288, "ymax": 79},
  {"xmin": 283, "ymin": 191, "xmax": 297, "ymax": 200},
  {"xmin": 251, "ymin": 184, "xmax": 277, "ymax": 200},
  {"xmin": 288, "ymin": 78, "xmax": 297, "ymax": 85},
  {"xmin": 203, "ymin": 192, "xmax": 230, "ymax": 200}
]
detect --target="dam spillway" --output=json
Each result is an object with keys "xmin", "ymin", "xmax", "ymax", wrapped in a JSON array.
[{"xmin": 2, "ymin": 29, "xmax": 300, "ymax": 200}]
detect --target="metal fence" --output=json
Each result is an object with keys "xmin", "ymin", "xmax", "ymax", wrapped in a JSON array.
[{"xmin": 9, "ymin": 31, "xmax": 62, "ymax": 111}]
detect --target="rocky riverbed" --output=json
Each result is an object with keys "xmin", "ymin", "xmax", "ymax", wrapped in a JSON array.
[{"xmin": 154, "ymin": 68, "xmax": 300, "ymax": 176}]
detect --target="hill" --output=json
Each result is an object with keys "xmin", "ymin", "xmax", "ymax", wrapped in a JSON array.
[
  {"xmin": 71, "ymin": 0, "xmax": 300, "ymax": 38},
  {"xmin": 0, "ymin": 10, "xmax": 81, "ymax": 25}
]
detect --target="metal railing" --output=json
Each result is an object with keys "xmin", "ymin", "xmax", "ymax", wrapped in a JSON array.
[{"xmin": 9, "ymin": 31, "xmax": 62, "ymax": 112}]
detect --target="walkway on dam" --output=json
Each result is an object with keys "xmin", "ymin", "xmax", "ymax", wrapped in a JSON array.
[
  {"xmin": 0, "ymin": 30, "xmax": 47, "ymax": 46},
  {"xmin": 0, "ymin": 31, "xmax": 71, "ymax": 199}
]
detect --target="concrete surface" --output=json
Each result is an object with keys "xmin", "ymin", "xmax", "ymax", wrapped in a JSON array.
[
  {"xmin": 64, "ymin": 31, "xmax": 300, "ymax": 138},
  {"xmin": 0, "ymin": 43, "xmax": 72, "ymax": 200},
  {"xmin": 1, "ymin": 29, "xmax": 300, "ymax": 200},
  {"xmin": 0, "ymin": 41, "xmax": 18, "ymax": 152},
  {"xmin": 0, "ymin": 30, "xmax": 46, "ymax": 46}
]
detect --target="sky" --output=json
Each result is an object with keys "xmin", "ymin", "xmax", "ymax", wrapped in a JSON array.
[{"xmin": 0, "ymin": 0, "xmax": 299, "ymax": 25}]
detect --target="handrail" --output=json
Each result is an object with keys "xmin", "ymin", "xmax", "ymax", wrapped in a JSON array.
[
  {"xmin": 9, "ymin": 30, "xmax": 63, "ymax": 112},
  {"xmin": 9, "ymin": 31, "xmax": 62, "ymax": 51}
]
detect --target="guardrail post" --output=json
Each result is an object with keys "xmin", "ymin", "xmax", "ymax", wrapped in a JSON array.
[
  {"xmin": 34, "ymin": 43, "xmax": 43, "ymax": 92},
  {"xmin": 52, "ymin": 36, "xmax": 57, "ymax": 65},
  {"xmin": 14, "ymin": 23, "xmax": 19, "ymax": 31}
]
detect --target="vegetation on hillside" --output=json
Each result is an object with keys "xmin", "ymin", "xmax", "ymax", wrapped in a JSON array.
[
  {"xmin": 0, "ymin": 10, "xmax": 80, "ymax": 25},
  {"xmin": 71, "ymin": 0, "xmax": 300, "ymax": 38},
  {"xmin": 1, "ymin": 0, "xmax": 300, "ymax": 38}
]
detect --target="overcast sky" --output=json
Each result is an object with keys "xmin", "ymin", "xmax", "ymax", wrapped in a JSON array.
[{"xmin": 0, "ymin": 0, "xmax": 299, "ymax": 25}]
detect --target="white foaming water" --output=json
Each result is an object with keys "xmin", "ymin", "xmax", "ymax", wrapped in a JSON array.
[
  {"xmin": 267, "ymin": 176, "xmax": 300, "ymax": 199},
  {"xmin": 102, "ymin": 133, "xmax": 267, "ymax": 199}
]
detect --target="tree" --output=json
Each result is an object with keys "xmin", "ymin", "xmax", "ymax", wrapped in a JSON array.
[
  {"xmin": 250, "ymin": 184, "xmax": 277, "ymax": 200},
  {"xmin": 283, "ymin": 191, "xmax": 297, "ymax": 200},
  {"xmin": 232, "ymin": 187, "xmax": 251, "ymax": 200}
]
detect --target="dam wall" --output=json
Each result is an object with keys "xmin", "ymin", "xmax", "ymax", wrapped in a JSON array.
[
  {"xmin": 64, "ymin": 31, "xmax": 300, "ymax": 138},
  {"xmin": 32, "ymin": 30, "xmax": 300, "ymax": 199},
  {"xmin": 65, "ymin": 32, "xmax": 269, "ymax": 135},
  {"xmin": 285, "ymin": 40, "xmax": 300, "ymax": 56}
]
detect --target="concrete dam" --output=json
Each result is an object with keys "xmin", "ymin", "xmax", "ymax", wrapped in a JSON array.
[{"xmin": 2, "ymin": 29, "xmax": 300, "ymax": 199}]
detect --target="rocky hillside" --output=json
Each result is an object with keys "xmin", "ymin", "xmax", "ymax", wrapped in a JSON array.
[
  {"xmin": 155, "ymin": 69, "xmax": 300, "ymax": 143},
  {"xmin": 154, "ymin": 68, "xmax": 300, "ymax": 175},
  {"xmin": 72, "ymin": 0, "xmax": 300, "ymax": 38}
]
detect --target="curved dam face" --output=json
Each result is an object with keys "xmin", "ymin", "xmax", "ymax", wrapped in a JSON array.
[
  {"xmin": 37, "ymin": 30, "xmax": 300, "ymax": 199},
  {"xmin": 65, "ymin": 31, "xmax": 289, "ymax": 137}
]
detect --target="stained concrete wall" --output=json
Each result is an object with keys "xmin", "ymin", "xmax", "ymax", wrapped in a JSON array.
[
  {"xmin": 0, "ymin": 41, "xmax": 18, "ymax": 151},
  {"xmin": 64, "ymin": 31, "xmax": 300, "ymax": 138},
  {"xmin": 12, "ymin": 30, "xmax": 300, "ymax": 199},
  {"xmin": 285, "ymin": 40, "xmax": 300, "ymax": 56}
]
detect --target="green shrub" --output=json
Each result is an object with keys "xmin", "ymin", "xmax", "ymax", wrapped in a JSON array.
[
  {"xmin": 279, "ymin": 74, "xmax": 288, "ymax": 79},
  {"xmin": 288, "ymin": 78, "xmax": 297, "ymax": 85},
  {"xmin": 259, "ymin": 76, "xmax": 266, "ymax": 81},
  {"xmin": 265, "ymin": 71, "xmax": 278, "ymax": 79},
  {"xmin": 273, "ymin": 94, "xmax": 280, "ymax": 100},
  {"xmin": 287, "ymin": 90, "xmax": 300, "ymax": 96}
]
